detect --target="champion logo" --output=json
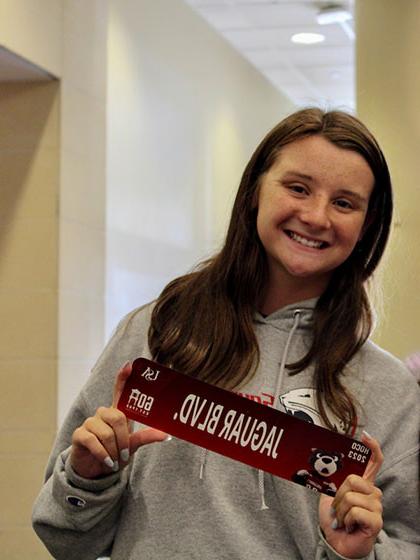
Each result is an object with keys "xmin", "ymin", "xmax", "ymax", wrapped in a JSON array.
[{"xmin": 66, "ymin": 495, "xmax": 86, "ymax": 508}]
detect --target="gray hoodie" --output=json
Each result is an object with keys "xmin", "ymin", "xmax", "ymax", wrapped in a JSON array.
[{"xmin": 32, "ymin": 300, "xmax": 420, "ymax": 559}]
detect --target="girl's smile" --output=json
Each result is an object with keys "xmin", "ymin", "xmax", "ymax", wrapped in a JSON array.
[
  {"xmin": 284, "ymin": 230, "xmax": 329, "ymax": 250},
  {"xmin": 256, "ymin": 134, "xmax": 374, "ymax": 310}
]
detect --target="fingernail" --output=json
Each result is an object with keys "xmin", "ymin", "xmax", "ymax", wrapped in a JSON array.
[
  {"xmin": 165, "ymin": 435, "xmax": 172, "ymax": 442},
  {"xmin": 362, "ymin": 430, "xmax": 372, "ymax": 439},
  {"xmin": 120, "ymin": 448, "xmax": 130, "ymax": 462},
  {"xmin": 104, "ymin": 456, "xmax": 114, "ymax": 469},
  {"xmin": 112, "ymin": 460, "xmax": 120, "ymax": 472},
  {"xmin": 121, "ymin": 361, "xmax": 131, "ymax": 369},
  {"xmin": 331, "ymin": 519, "xmax": 339, "ymax": 530}
]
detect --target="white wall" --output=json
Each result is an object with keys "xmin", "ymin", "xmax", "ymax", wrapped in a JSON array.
[{"xmin": 106, "ymin": 0, "xmax": 295, "ymax": 333}]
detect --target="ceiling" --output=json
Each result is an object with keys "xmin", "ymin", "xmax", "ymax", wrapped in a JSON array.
[{"xmin": 184, "ymin": 0, "xmax": 355, "ymax": 110}]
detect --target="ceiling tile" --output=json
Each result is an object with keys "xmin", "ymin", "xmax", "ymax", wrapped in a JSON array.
[{"xmin": 183, "ymin": 0, "xmax": 355, "ymax": 109}]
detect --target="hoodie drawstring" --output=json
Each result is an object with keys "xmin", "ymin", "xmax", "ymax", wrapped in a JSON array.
[
  {"xmin": 199, "ymin": 309, "xmax": 302, "ymax": 513},
  {"xmin": 274, "ymin": 309, "xmax": 302, "ymax": 408},
  {"xmin": 258, "ymin": 310, "xmax": 301, "ymax": 510},
  {"xmin": 199, "ymin": 447, "xmax": 208, "ymax": 480}
]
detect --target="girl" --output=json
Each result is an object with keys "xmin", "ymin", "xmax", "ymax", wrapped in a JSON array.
[{"xmin": 33, "ymin": 109, "xmax": 420, "ymax": 559}]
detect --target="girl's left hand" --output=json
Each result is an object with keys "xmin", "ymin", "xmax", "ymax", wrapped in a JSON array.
[{"xmin": 318, "ymin": 432, "xmax": 384, "ymax": 558}]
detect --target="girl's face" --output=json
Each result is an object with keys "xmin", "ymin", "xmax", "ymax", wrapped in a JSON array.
[{"xmin": 256, "ymin": 134, "xmax": 375, "ymax": 302}]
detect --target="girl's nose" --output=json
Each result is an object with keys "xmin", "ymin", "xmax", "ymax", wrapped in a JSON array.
[{"xmin": 299, "ymin": 200, "xmax": 331, "ymax": 229}]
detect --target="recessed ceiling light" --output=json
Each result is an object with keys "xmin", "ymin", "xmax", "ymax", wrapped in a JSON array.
[
  {"xmin": 291, "ymin": 33, "xmax": 325, "ymax": 45},
  {"xmin": 316, "ymin": 7, "xmax": 352, "ymax": 25}
]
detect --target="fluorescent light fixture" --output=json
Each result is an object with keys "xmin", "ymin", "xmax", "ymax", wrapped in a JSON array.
[
  {"xmin": 291, "ymin": 32, "xmax": 325, "ymax": 45},
  {"xmin": 316, "ymin": 7, "xmax": 352, "ymax": 25}
]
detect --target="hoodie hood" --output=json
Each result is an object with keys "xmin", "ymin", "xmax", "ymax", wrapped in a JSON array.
[{"xmin": 253, "ymin": 297, "xmax": 317, "ymax": 331}]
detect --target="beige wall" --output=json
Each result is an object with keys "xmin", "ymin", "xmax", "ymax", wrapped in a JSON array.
[
  {"xmin": 106, "ymin": 0, "xmax": 295, "ymax": 332},
  {"xmin": 356, "ymin": 0, "xmax": 420, "ymax": 359},
  {"xmin": 0, "ymin": 0, "xmax": 62, "ymax": 76},
  {"xmin": 0, "ymin": 0, "xmax": 108, "ymax": 423},
  {"xmin": 0, "ymin": 80, "xmax": 59, "ymax": 558},
  {"xmin": 57, "ymin": 0, "xmax": 108, "ymax": 425},
  {"xmin": 0, "ymin": 1, "xmax": 107, "ymax": 558}
]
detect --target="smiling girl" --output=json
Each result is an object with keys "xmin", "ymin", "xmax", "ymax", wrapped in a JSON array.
[{"xmin": 33, "ymin": 108, "xmax": 419, "ymax": 560}]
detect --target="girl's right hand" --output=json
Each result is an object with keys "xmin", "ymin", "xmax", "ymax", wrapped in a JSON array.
[{"xmin": 70, "ymin": 362, "xmax": 168, "ymax": 479}]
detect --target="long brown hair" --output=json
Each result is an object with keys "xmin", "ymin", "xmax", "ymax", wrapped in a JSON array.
[{"xmin": 148, "ymin": 108, "xmax": 393, "ymax": 433}]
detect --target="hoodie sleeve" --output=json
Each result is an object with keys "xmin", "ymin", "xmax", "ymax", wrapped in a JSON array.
[
  {"xmin": 316, "ymin": 528, "xmax": 374, "ymax": 560},
  {"xmin": 32, "ymin": 304, "xmax": 154, "ymax": 560},
  {"xmin": 32, "ymin": 413, "xmax": 129, "ymax": 559},
  {"xmin": 316, "ymin": 352, "xmax": 420, "ymax": 560},
  {"xmin": 315, "ymin": 443, "xmax": 420, "ymax": 560}
]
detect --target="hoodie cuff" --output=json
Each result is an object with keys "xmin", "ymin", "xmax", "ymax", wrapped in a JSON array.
[
  {"xmin": 62, "ymin": 448, "xmax": 121, "ymax": 492},
  {"xmin": 318, "ymin": 527, "xmax": 375, "ymax": 560},
  {"xmin": 48, "ymin": 448, "xmax": 128, "ymax": 531}
]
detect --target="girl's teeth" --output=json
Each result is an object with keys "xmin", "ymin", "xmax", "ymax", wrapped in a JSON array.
[{"xmin": 289, "ymin": 231, "xmax": 323, "ymax": 249}]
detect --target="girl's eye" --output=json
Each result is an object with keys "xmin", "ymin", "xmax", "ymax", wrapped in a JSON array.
[
  {"xmin": 288, "ymin": 185, "xmax": 308, "ymax": 195},
  {"xmin": 334, "ymin": 198, "xmax": 353, "ymax": 210}
]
